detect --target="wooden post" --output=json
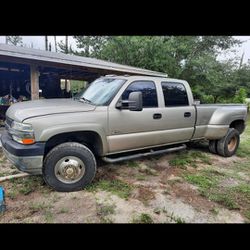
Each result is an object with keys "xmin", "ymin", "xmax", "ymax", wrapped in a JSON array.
[{"xmin": 30, "ymin": 65, "xmax": 40, "ymax": 100}]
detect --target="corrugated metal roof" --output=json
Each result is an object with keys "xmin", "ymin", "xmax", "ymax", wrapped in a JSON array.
[{"xmin": 0, "ymin": 44, "xmax": 168, "ymax": 77}]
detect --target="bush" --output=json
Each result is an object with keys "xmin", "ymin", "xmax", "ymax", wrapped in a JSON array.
[
  {"xmin": 201, "ymin": 95, "xmax": 214, "ymax": 104},
  {"xmin": 233, "ymin": 88, "xmax": 247, "ymax": 104}
]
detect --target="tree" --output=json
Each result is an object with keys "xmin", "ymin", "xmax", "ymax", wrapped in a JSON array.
[
  {"xmin": 233, "ymin": 88, "xmax": 247, "ymax": 103},
  {"xmin": 231, "ymin": 63, "xmax": 250, "ymax": 96},
  {"xmin": 71, "ymin": 35, "xmax": 244, "ymax": 102},
  {"xmin": 6, "ymin": 36, "xmax": 23, "ymax": 46},
  {"xmin": 58, "ymin": 39, "xmax": 74, "ymax": 54},
  {"xmin": 73, "ymin": 36, "xmax": 108, "ymax": 57}
]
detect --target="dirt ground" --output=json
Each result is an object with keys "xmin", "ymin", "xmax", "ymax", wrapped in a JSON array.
[{"xmin": 0, "ymin": 118, "xmax": 250, "ymax": 223}]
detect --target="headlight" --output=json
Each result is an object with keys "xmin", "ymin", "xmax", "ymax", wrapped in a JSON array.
[
  {"xmin": 10, "ymin": 121, "xmax": 35, "ymax": 145},
  {"xmin": 11, "ymin": 121, "xmax": 33, "ymax": 132}
]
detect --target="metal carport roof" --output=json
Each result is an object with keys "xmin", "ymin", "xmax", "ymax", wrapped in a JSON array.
[{"xmin": 0, "ymin": 44, "xmax": 167, "ymax": 78}]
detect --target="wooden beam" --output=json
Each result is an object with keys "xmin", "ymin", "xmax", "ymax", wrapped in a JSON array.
[{"xmin": 30, "ymin": 64, "xmax": 40, "ymax": 100}]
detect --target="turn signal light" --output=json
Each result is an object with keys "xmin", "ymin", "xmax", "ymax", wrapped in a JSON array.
[{"xmin": 22, "ymin": 138, "xmax": 35, "ymax": 145}]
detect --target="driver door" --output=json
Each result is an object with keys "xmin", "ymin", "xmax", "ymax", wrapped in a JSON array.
[{"xmin": 107, "ymin": 80, "xmax": 162, "ymax": 153}]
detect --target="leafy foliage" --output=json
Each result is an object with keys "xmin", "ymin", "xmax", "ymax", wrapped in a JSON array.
[
  {"xmin": 70, "ymin": 36, "xmax": 250, "ymax": 102},
  {"xmin": 233, "ymin": 88, "xmax": 247, "ymax": 103},
  {"xmin": 6, "ymin": 36, "xmax": 23, "ymax": 46}
]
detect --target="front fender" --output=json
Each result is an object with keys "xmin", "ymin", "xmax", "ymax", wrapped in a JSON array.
[{"xmin": 38, "ymin": 123, "xmax": 109, "ymax": 155}]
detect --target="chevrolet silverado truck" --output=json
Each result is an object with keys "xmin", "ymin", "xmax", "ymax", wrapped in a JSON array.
[{"xmin": 0, "ymin": 75, "xmax": 248, "ymax": 192}]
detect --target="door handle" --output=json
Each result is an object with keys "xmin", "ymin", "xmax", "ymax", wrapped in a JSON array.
[
  {"xmin": 153, "ymin": 113, "xmax": 162, "ymax": 119},
  {"xmin": 184, "ymin": 112, "xmax": 191, "ymax": 118}
]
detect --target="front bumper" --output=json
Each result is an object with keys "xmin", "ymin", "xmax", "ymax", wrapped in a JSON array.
[{"xmin": 0, "ymin": 131, "xmax": 45, "ymax": 175}]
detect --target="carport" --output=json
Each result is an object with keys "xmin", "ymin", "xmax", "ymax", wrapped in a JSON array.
[{"xmin": 0, "ymin": 44, "xmax": 167, "ymax": 101}]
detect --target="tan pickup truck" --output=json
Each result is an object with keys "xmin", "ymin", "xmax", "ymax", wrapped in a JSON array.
[{"xmin": 1, "ymin": 75, "xmax": 248, "ymax": 191}]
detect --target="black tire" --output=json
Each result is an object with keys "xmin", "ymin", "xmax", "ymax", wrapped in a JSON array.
[
  {"xmin": 217, "ymin": 128, "xmax": 240, "ymax": 157},
  {"xmin": 43, "ymin": 142, "xmax": 96, "ymax": 192},
  {"xmin": 209, "ymin": 140, "xmax": 217, "ymax": 154}
]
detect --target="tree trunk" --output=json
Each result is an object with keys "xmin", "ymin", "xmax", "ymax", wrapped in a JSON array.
[
  {"xmin": 45, "ymin": 36, "xmax": 48, "ymax": 51},
  {"xmin": 54, "ymin": 36, "xmax": 57, "ymax": 52},
  {"xmin": 214, "ymin": 96, "xmax": 219, "ymax": 103},
  {"xmin": 65, "ymin": 36, "xmax": 68, "ymax": 54}
]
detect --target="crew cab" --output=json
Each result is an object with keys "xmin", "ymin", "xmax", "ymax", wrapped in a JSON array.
[{"xmin": 1, "ymin": 75, "xmax": 247, "ymax": 191}]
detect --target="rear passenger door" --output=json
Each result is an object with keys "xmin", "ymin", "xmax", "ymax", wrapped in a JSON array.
[{"xmin": 156, "ymin": 81, "xmax": 196, "ymax": 143}]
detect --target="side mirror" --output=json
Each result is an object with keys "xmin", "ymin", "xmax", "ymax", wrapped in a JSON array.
[
  {"xmin": 116, "ymin": 91, "xmax": 143, "ymax": 111},
  {"xmin": 128, "ymin": 91, "xmax": 143, "ymax": 111}
]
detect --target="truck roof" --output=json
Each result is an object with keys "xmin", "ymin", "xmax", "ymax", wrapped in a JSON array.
[{"xmin": 102, "ymin": 75, "xmax": 187, "ymax": 84}]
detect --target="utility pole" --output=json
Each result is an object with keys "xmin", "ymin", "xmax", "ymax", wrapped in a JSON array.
[
  {"xmin": 45, "ymin": 36, "xmax": 48, "ymax": 51},
  {"xmin": 54, "ymin": 36, "xmax": 57, "ymax": 52}
]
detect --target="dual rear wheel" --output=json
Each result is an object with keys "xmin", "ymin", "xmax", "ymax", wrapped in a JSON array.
[{"xmin": 209, "ymin": 128, "xmax": 240, "ymax": 157}]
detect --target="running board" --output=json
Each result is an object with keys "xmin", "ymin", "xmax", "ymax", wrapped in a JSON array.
[{"xmin": 102, "ymin": 144, "xmax": 186, "ymax": 163}]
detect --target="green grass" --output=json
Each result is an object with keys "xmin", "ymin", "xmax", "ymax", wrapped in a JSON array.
[
  {"xmin": 169, "ymin": 150, "xmax": 212, "ymax": 168},
  {"xmin": 163, "ymin": 211, "xmax": 186, "ymax": 223},
  {"xmin": 9, "ymin": 176, "xmax": 44, "ymax": 196},
  {"xmin": 233, "ymin": 184, "xmax": 250, "ymax": 197},
  {"xmin": 184, "ymin": 170, "xmax": 250, "ymax": 211},
  {"xmin": 127, "ymin": 161, "xmax": 139, "ymax": 168},
  {"xmin": 97, "ymin": 203, "xmax": 116, "ymax": 217},
  {"xmin": 237, "ymin": 116, "xmax": 250, "ymax": 158},
  {"xmin": 208, "ymin": 193, "xmax": 240, "ymax": 210},
  {"xmin": 58, "ymin": 208, "xmax": 69, "ymax": 214},
  {"xmin": 7, "ymin": 189, "xmax": 18, "ymax": 200},
  {"xmin": 96, "ymin": 203, "xmax": 116, "ymax": 223},
  {"xmin": 244, "ymin": 210, "xmax": 250, "ymax": 221},
  {"xmin": 184, "ymin": 174, "xmax": 218, "ymax": 190},
  {"xmin": 44, "ymin": 210, "xmax": 54, "ymax": 223},
  {"xmin": 210, "ymin": 207, "xmax": 219, "ymax": 215},
  {"xmin": 29, "ymin": 201, "xmax": 53, "ymax": 213},
  {"xmin": 86, "ymin": 179, "xmax": 133, "ymax": 199},
  {"xmin": 132, "ymin": 213, "xmax": 154, "ymax": 223}
]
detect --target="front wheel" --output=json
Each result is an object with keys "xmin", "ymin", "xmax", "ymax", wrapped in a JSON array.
[
  {"xmin": 43, "ymin": 142, "xmax": 97, "ymax": 192},
  {"xmin": 217, "ymin": 128, "xmax": 240, "ymax": 157}
]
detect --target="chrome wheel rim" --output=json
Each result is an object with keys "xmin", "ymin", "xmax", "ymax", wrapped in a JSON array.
[
  {"xmin": 54, "ymin": 156, "xmax": 85, "ymax": 184},
  {"xmin": 228, "ymin": 136, "xmax": 237, "ymax": 152}
]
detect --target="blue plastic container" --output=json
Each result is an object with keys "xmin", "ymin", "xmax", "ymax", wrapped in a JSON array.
[{"xmin": 0, "ymin": 186, "xmax": 6, "ymax": 213}]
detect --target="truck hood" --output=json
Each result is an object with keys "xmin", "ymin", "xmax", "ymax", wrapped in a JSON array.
[{"xmin": 6, "ymin": 99, "xmax": 96, "ymax": 122}]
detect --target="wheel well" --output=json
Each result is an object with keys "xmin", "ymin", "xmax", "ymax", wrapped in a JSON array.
[
  {"xmin": 44, "ymin": 131, "xmax": 103, "ymax": 158},
  {"xmin": 230, "ymin": 120, "xmax": 245, "ymax": 134}
]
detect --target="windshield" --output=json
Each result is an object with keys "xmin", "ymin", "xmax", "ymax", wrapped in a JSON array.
[{"xmin": 75, "ymin": 78, "xmax": 126, "ymax": 106}]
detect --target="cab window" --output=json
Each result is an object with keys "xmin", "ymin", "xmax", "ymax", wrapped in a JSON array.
[
  {"xmin": 122, "ymin": 81, "xmax": 158, "ymax": 108},
  {"xmin": 161, "ymin": 82, "xmax": 189, "ymax": 107}
]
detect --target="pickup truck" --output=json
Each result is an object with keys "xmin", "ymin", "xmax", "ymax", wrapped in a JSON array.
[{"xmin": 0, "ymin": 75, "xmax": 248, "ymax": 192}]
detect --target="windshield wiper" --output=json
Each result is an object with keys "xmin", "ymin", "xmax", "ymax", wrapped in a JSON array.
[{"xmin": 80, "ymin": 97, "xmax": 93, "ymax": 105}]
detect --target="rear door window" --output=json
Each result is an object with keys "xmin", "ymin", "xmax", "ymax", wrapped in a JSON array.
[{"xmin": 161, "ymin": 82, "xmax": 189, "ymax": 107}]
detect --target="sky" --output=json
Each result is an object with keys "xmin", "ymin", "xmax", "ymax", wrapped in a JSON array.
[{"xmin": 0, "ymin": 36, "xmax": 250, "ymax": 64}]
